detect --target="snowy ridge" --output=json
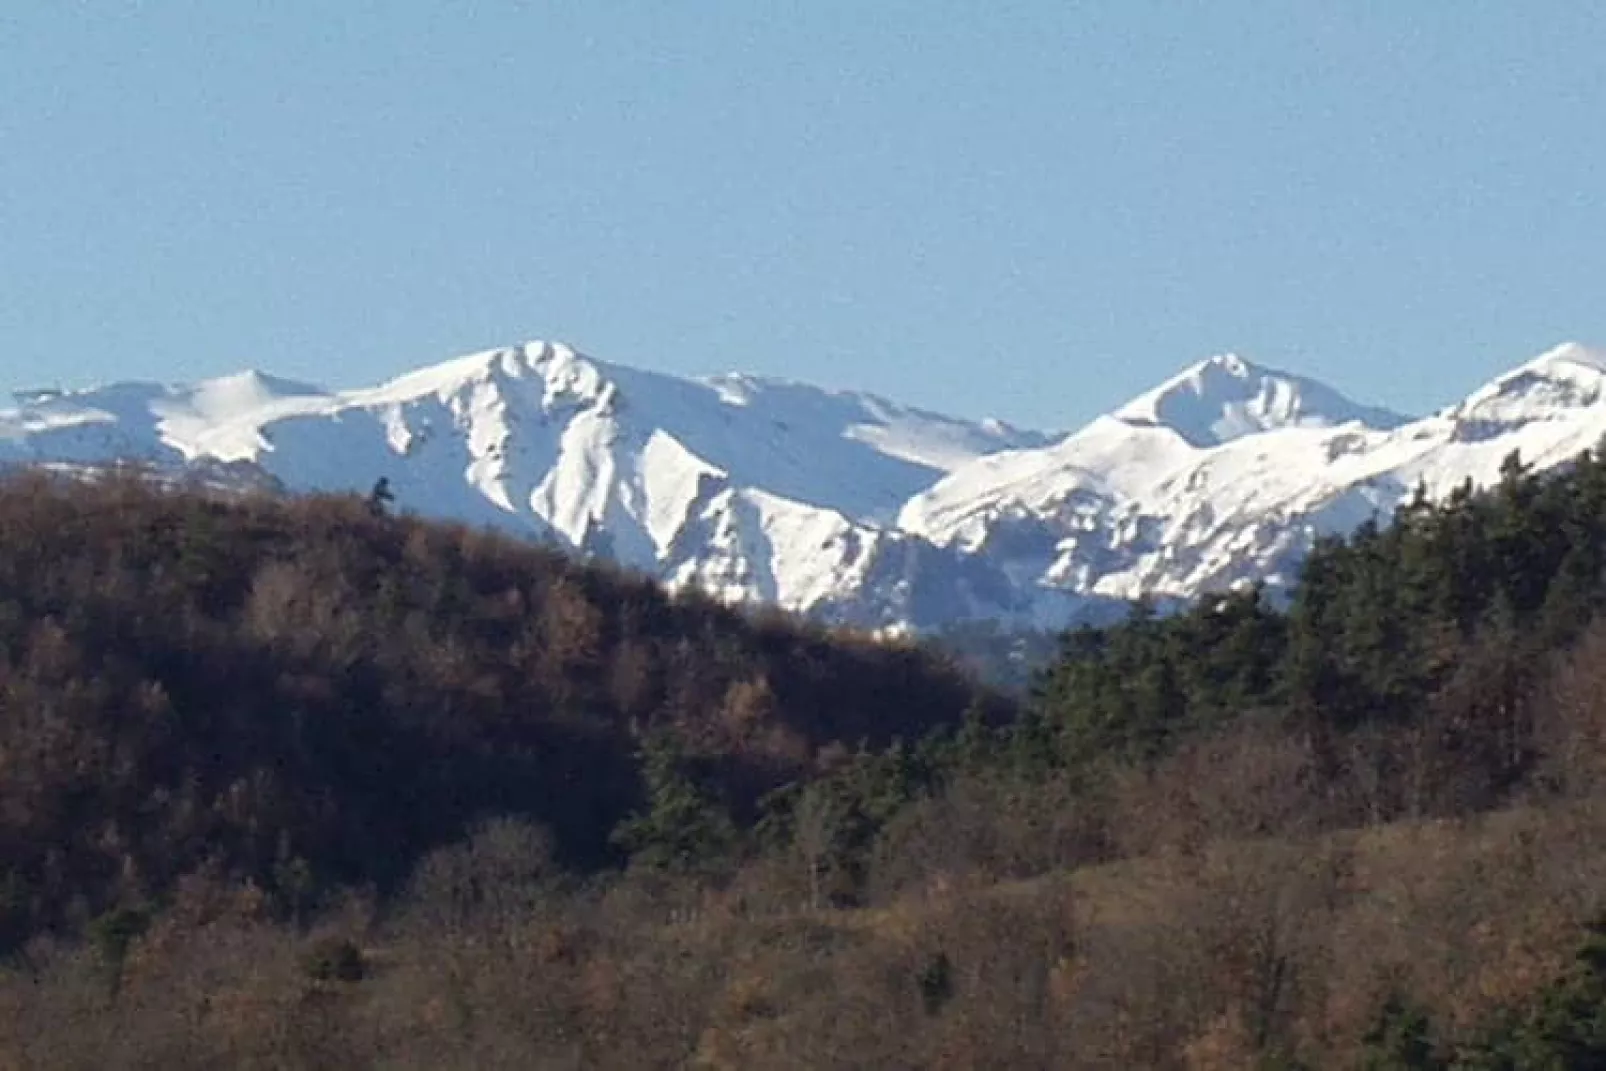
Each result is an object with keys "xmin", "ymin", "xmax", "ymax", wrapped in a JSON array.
[
  {"xmin": 0, "ymin": 341, "xmax": 1049, "ymax": 629},
  {"xmin": 1114, "ymin": 354, "xmax": 1409, "ymax": 446},
  {"xmin": 3, "ymin": 338, "xmax": 1604, "ymax": 631},
  {"xmin": 902, "ymin": 342, "xmax": 1606, "ymax": 611}
]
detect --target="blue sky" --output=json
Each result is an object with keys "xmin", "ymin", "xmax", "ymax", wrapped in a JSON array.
[{"xmin": 4, "ymin": 3, "xmax": 1604, "ymax": 432}]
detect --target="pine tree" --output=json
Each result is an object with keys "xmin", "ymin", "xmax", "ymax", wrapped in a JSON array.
[
  {"xmin": 610, "ymin": 730, "xmax": 737, "ymax": 873},
  {"xmin": 1360, "ymin": 994, "xmax": 1443, "ymax": 1070},
  {"xmin": 1537, "ymin": 533, "xmax": 1599, "ymax": 650},
  {"xmin": 1464, "ymin": 919, "xmax": 1606, "ymax": 1068}
]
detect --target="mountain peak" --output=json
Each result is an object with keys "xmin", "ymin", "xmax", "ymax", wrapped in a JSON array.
[
  {"xmin": 1197, "ymin": 352, "xmax": 1254, "ymax": 377},
  {"xmin": 360, "ymin": 340, "xmax": 614, "ymax": 409},
  {"xmin": 1114, "ymin": 352, "xmax": 1407, "ymax": 447},
  {"xmin": 1450, "ymin": 341, "xmax": 1606, "ymax": 431},
  {"xmin": 188, "ymin": 369, "xmax": 327, "ymax": 410},
  {"xmin": 1524, "ymin": 341, "xmax": 1606, "ymax": 376}
]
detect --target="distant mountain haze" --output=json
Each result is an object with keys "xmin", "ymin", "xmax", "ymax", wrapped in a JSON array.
[{"xmin": 5, "ymin": 339, "xmax": 1603, "ymax": 631}]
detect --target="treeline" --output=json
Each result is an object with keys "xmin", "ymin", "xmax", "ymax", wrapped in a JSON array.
[
  {"xmin": 720, "ymin": 446, "xmax": 1606, "ymax": 914},
  {"xmin": 1029, "ymin": 447, "xmax": 1606, "ymax": 809}
]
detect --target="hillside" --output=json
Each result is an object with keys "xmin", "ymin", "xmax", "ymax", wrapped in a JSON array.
[
  {"xmin": 0, "ymin": 470, "xmax": 1001, "ymax": 950},
  {"xmin": 10, "ymin": 804, "xmax": 1601, "ymax": 1069},
  {"xmin": 8, "ymin": 435, "xmax": 1606, "ymax": 1065}
]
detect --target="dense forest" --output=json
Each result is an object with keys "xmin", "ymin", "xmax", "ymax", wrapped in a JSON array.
[{"xmin": 9, "ymin": 445, "xmax": 1606, "ymax": 1067}]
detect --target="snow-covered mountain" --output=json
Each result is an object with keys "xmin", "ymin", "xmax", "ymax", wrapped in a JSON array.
[
  {"xmin": 1112, "ymin": 353, "xmax": 1409, "ymax": 447},
  {"xmin": 5, "ymin": 339, "xmax": 1605, "ymax": 632},
  {"xmin": 0, "ymin": 342, "xmax": 1057, "ymax": 627},
  {"xmin": 902, "ymin": 342, "xmax": 1606, "ymax": 611}
]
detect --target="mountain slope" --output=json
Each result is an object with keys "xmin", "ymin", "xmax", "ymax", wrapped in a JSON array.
[
  {"xmin": 1113, "ymin": 353, "xmax": 1408, "ymax": 446},
  {"xmin": 4, "ymin": 338, "xmax": 1605, "ymax": 631},
  {"xmin": 902, "ymin": 342, "xmax": 1606, "ymax": 609},
  {"xmin": 0, "ymin": 342, "xmax": 1053, "ymax": 628}
]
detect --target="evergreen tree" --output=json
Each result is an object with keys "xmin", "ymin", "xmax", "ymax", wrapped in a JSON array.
[
  {"xmin": 1360, "ymin": 994, "xmax": 1443, "ymax": 1070},
  {"xmin": 1537, "ymin": 533, "xmax": 1599, "ymax": 650},
  {"xmin": 610, "ymin": 730, "xmax": 738, "ymax": 873},
  {"xmin": 1462, "ymin": 919, "xmax": 1606, "ymax": 1068}
]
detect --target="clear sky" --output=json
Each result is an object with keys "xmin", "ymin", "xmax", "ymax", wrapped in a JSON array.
[{"xmin": 4, "ymin": 3, "xmax": 1604, "ymax": 432}]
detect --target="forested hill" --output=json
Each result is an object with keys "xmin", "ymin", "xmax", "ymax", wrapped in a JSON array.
[
  {"xmin": 12, "ymin": 444, "xmax": 1606, "ymax": 1066},
  {"xmin": 0, "ymin": 469, "xmax": 1001, "ymax": 948},
  {"xmin": 1032, "ymin": 445, "xmax": 1606, "ymax": 785}
]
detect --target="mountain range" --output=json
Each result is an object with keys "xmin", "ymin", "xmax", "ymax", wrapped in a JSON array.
[{"xmin": 5, "ymin": 339, "xmax": 1604, "ymax": 632}]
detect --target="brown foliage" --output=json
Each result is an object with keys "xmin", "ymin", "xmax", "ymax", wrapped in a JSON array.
[
  {"xmin": 1534, "ymin": 620, "xmax": 1606, "ymax": 798},
  {"xmin": 11, "ymin": 469, "xmax": 1606, "ymax": 1064},
  {"xmin": 1107, "ymin": 720, "xmax": 1329, "ymax": 860},
  {"xmin": 2, "ymin": 790, "xmax": 1605, "ymax": 1068},
  {"xmin": 0, "ymin": 472, "xmax": 1003, "ymax": 947},
  {"xmin": 869, "ymin": 774, "xmax": 1108, "ymax": 901}
]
